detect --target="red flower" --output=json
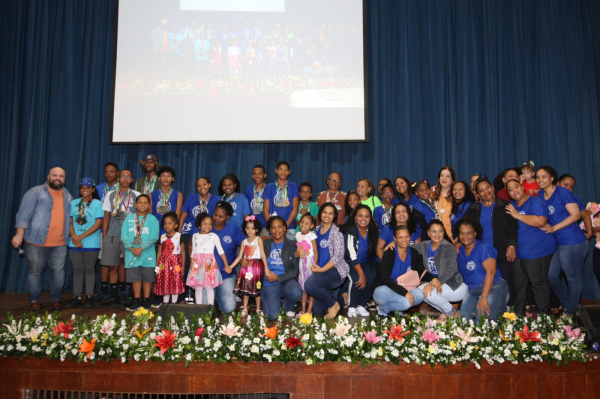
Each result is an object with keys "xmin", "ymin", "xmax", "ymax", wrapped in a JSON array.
[
  {"xmin": 210, "ymin": 88, "xmax": 219, "ymax": 97},
  {"xmin": 285, "ymin": 335, "xmax": 303, "ymax": 349},
  {"xmin": 120, "ymin": 83, "xmax": 128, "ymax": 89},
  {"xmin": 515, "ymin": 325, "xmax": 541, "ymax": 344},
  {"xmin": 53, "ymin": 320, "xmax": 75, "ymax": 339},
  {"xmin": 195, "ymin": 327, "xmax": 204, "ymax": 339},
  {"xmin": 154, "ymin": 330, "xmax": 177, "ymax": 354},
  {"xmin": 383, "ymin": 324, "xmax": 411, "ymax": 343}
]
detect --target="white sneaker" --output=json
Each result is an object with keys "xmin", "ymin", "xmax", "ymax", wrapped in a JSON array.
[
  {"xmin": 357, "ymin": 306, "xmax": 370, "ymax": 317},
  {"xmin": 285, "ymin": 311, "xmax": 296, "ymax": 317},
  {"xmin": 347, "ymin": 307, "xmax": 357, "ymax": 318}
]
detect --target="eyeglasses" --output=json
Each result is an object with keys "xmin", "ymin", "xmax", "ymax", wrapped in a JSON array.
[{"xmin": 328, "ymin": 178, "xmax": 341, "ymax": 184}]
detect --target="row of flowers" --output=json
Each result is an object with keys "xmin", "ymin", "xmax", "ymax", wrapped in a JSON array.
[
  {"xmin": 116, "ymin": 76, "xmax": 363, "ymax": 99},
  {"xmin": 0, "ymin": 309, "xmax": 589, "ymax": 368}
]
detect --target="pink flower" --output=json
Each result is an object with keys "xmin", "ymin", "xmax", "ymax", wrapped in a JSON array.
[
  {"xmin": 424, "ymin": 318, "xmax": 436, "ymax": 329},
  {"xmin": 219, "ymin": 322, "xmax": 241, "ymax": 338},
  {"xmin": 422, "ymin": 328, "xmax": 440, "ymax": 345},
  {"xmin": 563, "ymin": 325, "xmax": 582, "ymax": 339},
  {"xmin": 363, "ymin": 330, "xmax": 381, "ymax": 344},
  {"xmin": 453, "ymin": 327, "xmax": 479, "ymax": 343},
  {"xmin": 333, "ymin": 322, "xmax": 351, "ymax": 337},
  {"xmin": 195, "ymin": 327, "xmax": 205, "ymax": 339}
]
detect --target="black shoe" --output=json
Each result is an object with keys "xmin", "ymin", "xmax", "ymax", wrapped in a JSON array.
[
  {"xmin": 93, "ymin": 294, "xmax": 109, "ymax": 304},
  {"xmin": 99, "ymin": 297, "xmax": 119, "ymax": 308},
  {"xmin": 126, "ymin": 299, "xmax": 142, "ymax": 312},
  {"xmin": 142, "ymin": 298, "xmax": 152, "ymax": 310},
  {"xmin": 119, "ymin": 297, "xmax": 134, "ymax": 311},
  {"xmin": 64, "ymin": 297, "xmax": 82, "ymax": 309},
  {"xmin": 151, "ymin": 296, "xmax": 162, "ymax": 309},
  {"xmin": 84, "ymin": 299, "xmax": 94, "ymax": 308}
]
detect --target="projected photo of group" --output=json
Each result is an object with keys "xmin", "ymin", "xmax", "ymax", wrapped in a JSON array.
[{"xmin": 112, "ymin": 0, "xmax": 367, "ymax": 143}]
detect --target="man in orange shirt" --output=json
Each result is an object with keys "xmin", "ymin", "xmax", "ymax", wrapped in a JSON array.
[{"xmin": 11, "ymin": 167, "xmax": 73, "ymax": 311}]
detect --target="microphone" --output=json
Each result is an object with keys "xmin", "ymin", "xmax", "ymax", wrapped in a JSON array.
[{"xmin": 10, "ymin": 235, "xmax": 25, "ymax": 257}]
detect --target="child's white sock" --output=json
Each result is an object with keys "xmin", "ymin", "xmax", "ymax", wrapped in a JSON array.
[
  {"xmin": 163, "ymin": 295, "xmax": 170, "ymax": 303},
  {"xmin": 195, "ymin": 288, "xmax": 204, "ymax": 304},
  {"xmin": 206, "ymin": 288, "xmax": 215, "ymax": 305},
  {"xmin": 171, "ymin": 294, "xmax": 178, "ymax": 303}
]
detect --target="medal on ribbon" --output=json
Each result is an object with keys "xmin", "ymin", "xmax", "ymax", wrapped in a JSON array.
[
  {"xmin": 252, "ymin": 185, "xmax": 264, "ymax": 215},
  {"xmin": 157, "ymin": 188, "xmax": 172, "ymax": 214}
]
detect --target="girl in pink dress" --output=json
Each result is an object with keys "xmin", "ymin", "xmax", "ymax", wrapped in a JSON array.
[{"xmin": 187, "ymin": 212, "xmax": 230, "ymax": 305}]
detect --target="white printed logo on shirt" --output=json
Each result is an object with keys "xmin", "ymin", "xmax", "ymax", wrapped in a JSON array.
[
  {"xmin": 223, "ymin": 236, "xmax": 232, "ymax": 244},
  {"xmin": 230, "ymin": 202, "xmax": 237, "ymax": 211},
  {"xmin": 269, "ymin": 249, "xmax": 283, "ymax": 264},
  {"xmin": 428, "ymin": 257, "xmax": 438, "ymax": 275},
  {"xmin": 548, "ymin": 206, "xmax": 555, "ymax": 215},
  {"xmin": 466, "ymin": 261, "xmax": 476, "ymax": 271},
  {"xmin": 319, "ymin": 239, "xmax": 328, "ymax": 249}
]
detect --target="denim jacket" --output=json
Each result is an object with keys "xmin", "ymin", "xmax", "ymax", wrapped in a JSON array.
[{"xmin": 15, "ymin": 184, "xmax": 73, "ymax": 246}]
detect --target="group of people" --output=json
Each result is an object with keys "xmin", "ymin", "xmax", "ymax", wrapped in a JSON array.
[
  {"xmin": 12, "ymin": 155, "xmax": 599, "ymax": 323},
  {"xmin": 151, "ymin": 18, "xmax": 362, "ymax": 78}
]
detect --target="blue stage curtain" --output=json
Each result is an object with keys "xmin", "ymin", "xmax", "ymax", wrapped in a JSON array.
[{"xmin": 1, "ymin": 0, "xmax": 600, "ymax": 298}]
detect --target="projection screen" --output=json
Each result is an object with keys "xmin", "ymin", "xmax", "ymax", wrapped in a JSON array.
[{"xmin": 111, "ymin": 0, "xmax": 368, "ymax": 143}]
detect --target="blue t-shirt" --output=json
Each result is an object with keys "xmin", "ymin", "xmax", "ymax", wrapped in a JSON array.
[
  {"xmin": 224, "ymin": 193, "xmax": 251, "ymax": 228},
  {"xmin": 406, "ymin": 195, "xmax": 419, "ymax": 210},
  {"xmin": 373, "ymin": 206, "xmax": 393, "ymax": 231},
  {"xmin": 181, "ymin": 194, "xmax": 219, "ymax": 235},
  {"xmin": 316, "ymin": 226, "xmax": 331, "ymax": 267},
  {"xmin": 426, "ymin": 242, "xmax": 440, "ymax": 276},
  {"xmin": 511, "ymin": 196, "xmax": 557, "ymax": 259},
  {"xmin": 413, "ymin": 200, "xmax": 436, "ymax": 225},
  {"xmin": 574, "ymin": 195, "xmax": 585, "ymax": 212},
  {"xmin": 457, "ymin": 241, "xmax": 502, "ymax": 289},
  {"xmin": 244, "ymin": 184, "xmax": 267, "ymax": 228},
  {"xmin": 151, "ymin": 189, "xmax": 180, "ymax": 235},
  {"xmin": 450, "ymin": 201, "xmax": 472, "ymax": 226},
  {"xmin": 479, "ymin": 203, "xmax": 495, "ymax": 246},
  {"xmin": 391, "ymin": 247, "xmax": 412, "ymax": 280},
  {"xmin": 264, "ymin": 242, "xmax": 285, "ymax": 286},
  {"xmin": 96, "ymin": 182, "xmax": 118, "ymax": 202},
  {"xmin": 380, "ymin": 224, "xmax": 421, "ymax": 246},
  {"xmin": 264, "ymin": 181, "xmax": 300, "ymax": 228},
  {"xmin": 358, "ymin": 231, "xmax": 369, "ymax": 264},
  {"xmin": 69, "ymin": 198, "xmax": 104, "ymax": 251},
  {"xmin": 538, "ymin": 186, "xmax": 587, "ymax": 245},
  {"xmin": 211, "ymin": 224, "xmax": 245, "ymax": 279}
]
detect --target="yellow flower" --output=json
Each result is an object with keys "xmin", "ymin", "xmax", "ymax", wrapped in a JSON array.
[
  {"xmin": 552, "ymin": 338, "xmax": 560, "ymax": 345},
  {"xmin": 503, "ymin": 312, "xmax": 516, "ymax": 322},
  {"xmin": 541, "ymin": 350, "xmax": 548, "ymax": 356},
  {"xmin": 513, "ymin": 350, "xmax": 519, "ymax": 356},
  {"xmin": 41, "ymin": 333, "xmax": 49, "ymax": 347},
  {"xmin": 299, "ymin": 313, "xmax": 313, "ymax": 326},
  {"xmin": 428, "ymin": 345, "xmax": 436, "ymax": 354},
  {"xmin": 377, "ymin": 348, "xmax": 383, "ymax": 357},
  {"xmin": 449, "ymin": 341, "xmax": 457, "ymax": 350},
  {"xmin": 560, "ymin": 346, "xmax": 565, "ymax": 353}
]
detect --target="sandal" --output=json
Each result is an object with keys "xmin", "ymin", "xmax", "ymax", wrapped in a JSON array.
[
  {"xmin": 241, "ymin": 308, "xmax": 248, "ymax": 317},
  {"xmin": 256, "ymin": 310, "xmax": 263, "ymax": 317},
  {"xmin": 326, "ymin": 302, "xmax": 340, "ymax": 319}
]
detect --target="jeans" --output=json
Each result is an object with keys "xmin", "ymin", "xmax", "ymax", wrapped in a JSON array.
[
  {"xmin": 261, "ymin": 279, "xmax": 302, "ymax": 321},
  {"xmin": 26, "ymin": 244, "xmax": 68, "ymax": 303},
  {"xmin": 511, "ymin": 254, "xmax": 553, "ymax": 315},
  {"xmin": 348, "ymin": 259, "xmax": 377, "ymax": 308},
  {"xmin": 373, "ymin": 286, "xmax": 424, "ymax": 315},
  {"xmin": 304, "ymin": 268, "xmax": 346, "ymax": 316},
  {"xmin": 69, "ymin": 251, "xmax": 99, "ymax": 297},
  {"xmin": 548, "ymin": 240, "xmax": 588, "ymax": 314},
  {"xmin": 497, "ymin": 259, "xmax": 514, "ymax": 307},
  {"xmin": 214, "ymin": 275, "xmax": 236, "ymax": 313},
  {"xmin": 459, "ymin": 280, "xmax": 509, "ymax": 323},
  {"xmin": 418, "ymin": 282, "xmax": 467, "ymax": 315}
]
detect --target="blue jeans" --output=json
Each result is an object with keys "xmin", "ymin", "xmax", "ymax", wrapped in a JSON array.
[
  {"xmin": 261, "ymin": 279, "xmax": 302, "ymax": 321},
  {"xmin": 304, "ymin": 268, "xmax": 346, "ymax": 316},
  {"xmin": 373, "ymin": 286, "xmax": 425, "ymax": 315},
  {"xmin": 215, "ymin": 275, "xmax": 236, "ymax": 313},
  {"xmin": 348, "ymin": 259, "xmax": 377, "ymax": 308},
  {"xmin": 548, "ymin": 240, "xmax": 588, "ymax": 314},
  {"xmin": 26, "ymin": 244, "xmax": 68, "ymax": 303},
  {"xmin": 460, "ymin": 279, "xmax": 509, "ymax": 323}
]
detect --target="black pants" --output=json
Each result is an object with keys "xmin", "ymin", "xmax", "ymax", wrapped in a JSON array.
[
  {"xmin": 348, "ymin": 259, "xmax": 377, "ymax": 308},
  {"xmin": 594, "ymin": 247, "xmax": 600, "ymax": 287},
  {"xmin": 510, "ymin": 254, "xmax": 554, "ymax": 315},
  {"xmin": 497, "ymin": 259, "xmax": 513, "ymax": 307}
]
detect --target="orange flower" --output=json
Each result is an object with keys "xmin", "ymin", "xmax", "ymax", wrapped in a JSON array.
[
  {"xmin": 515, "ymin": 325, "xmax": 541, "ymax": 344},
  {"xmin": 263, "ymin": 324, "xmax": 280, "ymax": 340},
  {"xmin": 78, "ymin": 338, "xmax": 97, "ymax": 358},
  {"xmin": 154, "ymin": 330, "xmax": 177, "ymax": 354},
  {"xmin": 174, "ymin": 265, "xmax": 181, "ymax": 273},
  {"xmin": 383, "ymin": 324, "xmax": 411, "ymax": 343},
  {"xmin": 498, "ymin": 329, "xmax": 510, "ymax": 341}
]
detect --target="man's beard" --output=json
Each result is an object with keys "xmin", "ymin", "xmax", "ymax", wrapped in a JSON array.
[{"xmin": 48, "ymin": 180, "xmax": 64, "ymax": 190}]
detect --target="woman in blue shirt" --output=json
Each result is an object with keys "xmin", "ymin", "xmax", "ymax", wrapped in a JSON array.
[
  {"xmin": 218, "ymin": 174, "xmax": 251, "ymax": 229},
  {"xmin": 393, "ymin": 176, "xmax": 418, "ymax": 209},
  {"xmin": 536, "ymin": 166, "xmax": 588, "ymax": 315},
  {"xmin": 344, "ymin": 204, "xmax": 379, "ymax": 317},
  {"xmin": 449, "ymin": 181, "xmax": 474, "ymax": 233},
  {"xmin": 455, "ymin": 218, "xmax": 508, "ymax": 323},
  {"xmin": 376, "ymin": 202, "xmax": 422, "ymax": 260},
  {"xmin": 505, "ymin": 179, "xmax": 557, "ymax": 315}
]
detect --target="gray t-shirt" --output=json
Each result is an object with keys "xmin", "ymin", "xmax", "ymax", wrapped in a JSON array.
[{"xmin": 102, "ymin": 189, "xmax": 141, "ymax": 236}]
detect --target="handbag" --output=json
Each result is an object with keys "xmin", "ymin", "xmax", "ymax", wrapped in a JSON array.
[{"xmin": 396, "ymin": 269, "xmax": 427, "ymax": 292}]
